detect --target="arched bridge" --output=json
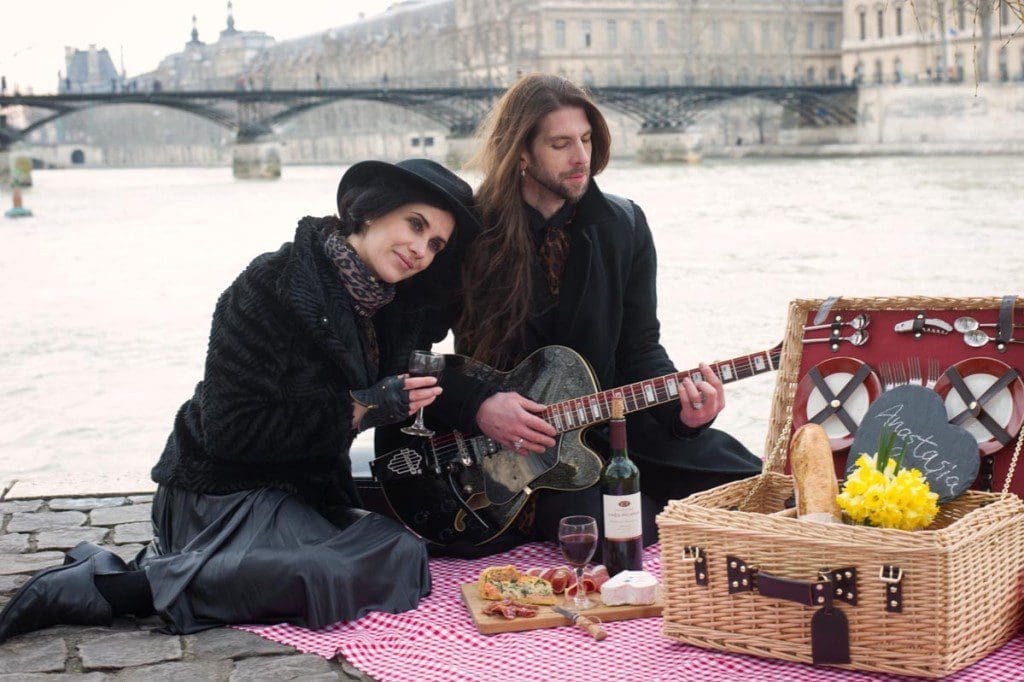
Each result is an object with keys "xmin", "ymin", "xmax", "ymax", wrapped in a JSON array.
[{"xmin": 0, "ymin": 84, "xmax": 858, "ymax": 149}]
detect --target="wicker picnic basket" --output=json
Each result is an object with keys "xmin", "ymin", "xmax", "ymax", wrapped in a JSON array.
[{"xmin": 658, "ymin": 296, "xmax": 1024, "ymax": 678}]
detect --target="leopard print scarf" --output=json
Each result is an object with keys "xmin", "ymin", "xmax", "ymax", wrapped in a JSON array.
[{"xmin": 323, "ymin": 229, "xmax": 395, "ymax": 317}]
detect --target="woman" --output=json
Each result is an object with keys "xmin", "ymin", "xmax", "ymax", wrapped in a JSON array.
[{"xmin": 0, "ymin": 159, "xmax": 478, "ymax": 641}]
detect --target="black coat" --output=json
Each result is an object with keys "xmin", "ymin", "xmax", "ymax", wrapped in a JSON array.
[
  {"xmin": 151, "ymin": 217, "xmax": 453, "ymax": 510},
  {"xmin": 514, "ymin": 181, "xmax": 761, "ymax": 487}
]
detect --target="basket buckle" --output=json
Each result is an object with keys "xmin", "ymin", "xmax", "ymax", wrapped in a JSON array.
[
  {"xmin": 682, "ymin": 546, "xmax": 708, "ymax": 587},
  {"xmin": 878, "ymin": 565, "xmax": 902, "ymax": 583},
  {"xmin": 878, "ymin": 564, "xmax": 904, "ymax": 613}
]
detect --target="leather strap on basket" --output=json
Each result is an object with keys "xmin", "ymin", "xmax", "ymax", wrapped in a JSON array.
[
  {"xmin": 944, "ymin": 367, "xmax": 1018, "ymax": 445},
  {"xmin": 995, "ymin": 295, "xmax": 1017, "ymax": 351},
  {"xmin": 727, "ymin": 556, "xmax": 854, "ymax": 665},
  {"xmin": 807, "ymin": 363, "xmax": 873, "ymax": 433},
  {"xmin": 813, "ymin": 296, "xmax": 841, "ymax": 326}
]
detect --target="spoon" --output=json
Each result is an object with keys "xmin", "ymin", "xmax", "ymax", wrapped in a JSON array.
[
  {"xmin": 803, "ymin": 313, "xmax": 871, "ymax": 332},
  {"xmin": 953, "ymin": 316, "xmax": 1024, "ymax": 333},
  {"xmin": 803, "ymin": 330, "xmax": 869, "ymax": 346},
  {"xmin": 963, "ymin": 329, "xmax": 1024, "ymax": 348}
]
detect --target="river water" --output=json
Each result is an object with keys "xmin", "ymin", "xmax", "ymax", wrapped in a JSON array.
[{"xmin": 2, "ymin": 157, "xmax": 1021, "ymax": 492}]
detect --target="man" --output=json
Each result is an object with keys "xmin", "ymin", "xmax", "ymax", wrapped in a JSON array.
[{"xmin": 427, "ymin": 74, "xmax": 761, "ymax": 555}]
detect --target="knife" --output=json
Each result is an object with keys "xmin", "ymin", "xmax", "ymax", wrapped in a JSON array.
[
  {"xmin": 551, "ymin": 605, "xmax": 608, "ymax": 640},
  {"xmin": 893, "ymin": 318, "xmax": 953, "ymax": 335}
]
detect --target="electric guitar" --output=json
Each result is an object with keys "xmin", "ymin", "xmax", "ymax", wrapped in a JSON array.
[{"xmin": 372, "ymin": 343, "xmax": 781, "ymax": 547}]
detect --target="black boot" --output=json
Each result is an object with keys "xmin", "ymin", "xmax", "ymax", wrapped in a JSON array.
[{"xmin": 0, "ymin": 541, "xmax": 128, "ymax": 643}]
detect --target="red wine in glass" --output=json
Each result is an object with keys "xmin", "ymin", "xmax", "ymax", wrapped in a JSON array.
[
  {"xmin": 558, "ymin": 515, "xmax": 598, "ymax": 610},
  {"xmin": 401, "ymin": 351, "xmax": 445, "ymax": 437},
  {"xmin": 560, "ymin": 532, "xmax": 598, "ymax": 566}
]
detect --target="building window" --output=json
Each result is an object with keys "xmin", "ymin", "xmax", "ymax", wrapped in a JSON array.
[
  {"xmin": 806, "ymin": 66, "xmax": 816, "ymax": 83},
  {"xmin": 806, "ymin": 22, "xmax": 815, "ymax": 49},
  {"xmin": 582, "ymin": 20, "xmax": 592, "ymax": 48},
  {"xmin": 954, "ymin": 52, "xmax": 965, "ymax": 81},
  {"xmin": 424, "ymin": 136, "xmax": 434, "ymax": 147},
  {"xmin": 632, "ymin": 20, "xmax": 643, "ymax": 49},
  {"xmin": 894, "ymin": 57, "xmax": 903, "ymax": 82},
  {"xmin": 1001, "ymin": 1, "xmax": 1010, "ymax": 26},
  {"xmin": 957, "ymin": 2, "xmax": 966, "ymax": 31},
  {"xmin": 859, "ymin": 11, "xmax": 866, "ymax": 40},
  {"xmin": 828, "ymin": 66, "xmax": 838, "ymax": 82},
  {"xmin": 874, "ymin": 59, "xmax": 883, "ymax": 83},
  {"xmin": 555, "ymin": 19, "xmax": 566, "ymax": 49},
  {"xmin": 999, "ymin": 47, "xmax": 1009, "ymax": 81},
  {"xmin": 895, "ymin": 7, "xmax": 903, "ymax": 36},
  {"xmin": 761, "ymin": 21, "xmax": 771, "ymax": 51},
  {"xmin": 826, "ymin": 21, "xmax": 837, "ymax": 49},
  {"xmin": 607, "ymin": 20, "xmax": 617, "ymax": 49},
  {"xmin": 656, "ymin": 20, "xmax": 668, "ymax": 48},
  {"xmin": 877, "ymin": 9, "xmax": 884, "ymax": 38}
]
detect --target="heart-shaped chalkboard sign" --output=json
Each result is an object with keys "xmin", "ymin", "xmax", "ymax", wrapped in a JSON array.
[{"xmin": 846, "ymin": 384, "xmax": 978, "ymax": 503}]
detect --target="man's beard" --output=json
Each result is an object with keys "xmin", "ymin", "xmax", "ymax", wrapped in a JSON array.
[{"xmin": 526, "ymin": 166, "xmax": 589, "ymax": 203}]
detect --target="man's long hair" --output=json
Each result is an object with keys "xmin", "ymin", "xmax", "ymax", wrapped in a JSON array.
[{"xmin": 456, "ymin": 74, "xmax": 611, "ymax": 369}]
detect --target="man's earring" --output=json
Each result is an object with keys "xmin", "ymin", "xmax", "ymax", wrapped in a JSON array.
[{"xmin": 520, "ymin": 169, "xmax": 525, "ymax": 179}]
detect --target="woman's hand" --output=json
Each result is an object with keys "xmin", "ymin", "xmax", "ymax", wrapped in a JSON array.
[
  {"xmin": 351, "ymin": 375, "xmax": 442, "ymax": 431},
  {"xmin": 475, "ymin": 391, "xmax": 557, "ymax": 455},
  {"xmin": 404, "ymin": 376, "xmax": 443, "ymax": 414}
]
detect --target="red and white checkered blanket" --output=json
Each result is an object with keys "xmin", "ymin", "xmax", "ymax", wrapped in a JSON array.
[{"xmin": 237, "ymin": 542, "xmax": 1023, "ymax": 681}]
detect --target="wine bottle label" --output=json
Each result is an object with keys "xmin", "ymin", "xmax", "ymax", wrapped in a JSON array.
[{"xmin": 602, "ymin": 492, "xmax": 642, "ymax": 540}]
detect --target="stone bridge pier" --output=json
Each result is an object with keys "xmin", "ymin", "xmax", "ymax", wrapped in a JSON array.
[
  {"xmin": 232, "ymin": 132, "xmax": 281, "ymax": 180},
  {"xmin": 636, "ymin": 126, "xmax": 703, "ymax": 163}
]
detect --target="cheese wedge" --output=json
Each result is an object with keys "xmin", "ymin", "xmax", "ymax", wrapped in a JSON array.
[{"xmin": 600, "ymin": 570, "xmax": 658, "ymax": 606}]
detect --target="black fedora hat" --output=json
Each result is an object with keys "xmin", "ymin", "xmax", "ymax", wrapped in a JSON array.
[{"xmin": 336, "ymin": 159, "xmax": 479, "ymax": 241}]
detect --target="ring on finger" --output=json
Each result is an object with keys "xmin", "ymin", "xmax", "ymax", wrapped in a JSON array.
[
  {"xmin": 691, "ymin": 400, "xmax": 704, "ymax": 410},
  {"xmin": 513, "ymin": 437, "xmax": 525, "ymax": 450}
]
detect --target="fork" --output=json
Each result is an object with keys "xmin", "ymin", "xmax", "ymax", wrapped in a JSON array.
[
  {"xmin": 908, "ymin": 357, "xmax": 923, "ymax": 386},
  {"xmin": 893, "ymin": 360, "xmax": 908, "ymax": 388},
  {"xmin": 878, "ymin": 361, "xmax": 891, "ymax": 390},
  {"xmin": 927, "ymin": 359, "xmax": 941, "ymax": 389}
]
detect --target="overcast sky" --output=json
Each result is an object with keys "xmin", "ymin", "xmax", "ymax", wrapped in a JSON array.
[{"xmin": 1, "ymin": 1, "xmax": 397, "ymax": 93}]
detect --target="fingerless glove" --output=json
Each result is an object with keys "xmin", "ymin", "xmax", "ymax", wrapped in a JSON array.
[{"xmin": 350, "ymin": 375, "xmax": 409, "ymax": 431}]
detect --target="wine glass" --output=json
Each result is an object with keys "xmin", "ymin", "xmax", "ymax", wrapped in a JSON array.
[
  {"xmin": 558, "ymin": 515, "xmax": 598, "ymax": 611},
  {"xmin": 400, "ymin": 350, "xmax": 445, "ymax": 437}
]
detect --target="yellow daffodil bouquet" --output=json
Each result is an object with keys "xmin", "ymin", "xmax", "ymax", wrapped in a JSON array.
[{"xmin": 837, "ymin": 427, "xmax": 940, "ymax": 531}]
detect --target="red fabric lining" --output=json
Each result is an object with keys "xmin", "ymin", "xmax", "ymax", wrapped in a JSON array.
[{"xmin": 792, "ymin": 308, "xmax": 1024, "ymax": 496}]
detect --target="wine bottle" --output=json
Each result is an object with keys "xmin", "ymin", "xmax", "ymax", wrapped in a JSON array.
[{"xmin": 601, "ymin": 394, "xmax": 643, "ymax": 576}]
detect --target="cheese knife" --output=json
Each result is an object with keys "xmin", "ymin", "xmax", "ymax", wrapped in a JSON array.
[{"xmin": 551, "ymin": 605, "xmax": 607, "ymax": 640}]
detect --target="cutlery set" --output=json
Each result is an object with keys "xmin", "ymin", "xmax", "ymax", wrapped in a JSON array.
[{"xmin": 800, "ymin": 312, "xmax": 1024, "ymax": 350}]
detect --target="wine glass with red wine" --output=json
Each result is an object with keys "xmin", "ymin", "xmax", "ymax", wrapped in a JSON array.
[
  {"xmin": 400, "ymin": 351, "xmax": 445, "ymax": 437},
  {"xmin": 558, "ymin": 515, "xmax": 598, "ymax": 611}
]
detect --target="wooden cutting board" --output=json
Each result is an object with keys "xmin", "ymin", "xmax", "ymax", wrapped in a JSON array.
[{"xmin": 460, "ymin": 583, "xmax": 663, "ymax": 635}]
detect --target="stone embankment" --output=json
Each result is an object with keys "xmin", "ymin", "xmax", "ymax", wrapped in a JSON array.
[{"xmin": 0, "ymin": 496, "xmax": 373, "ymax": 680}]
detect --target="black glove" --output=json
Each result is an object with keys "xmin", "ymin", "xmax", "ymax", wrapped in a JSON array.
[{"xmin": 350, "ymin": 375, "xmax": 410, "ymax": 431}]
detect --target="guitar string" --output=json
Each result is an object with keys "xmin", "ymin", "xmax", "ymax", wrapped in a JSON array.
[{"xmin": 422, "ymin": 349, "xmax": 780, "ymax": 460}]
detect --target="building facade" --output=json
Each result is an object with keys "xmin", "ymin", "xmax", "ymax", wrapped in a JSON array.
[
  {"xmin": 60, "ymin": 45, "xmax": 123, "ymax": 94},
  {"xmin": 133, "ymin": 0, "xmax": 845, "ymax": 91},
  {"xmin": 842, "ymin": 0, "xmax": 1024, "ymax": 85}
]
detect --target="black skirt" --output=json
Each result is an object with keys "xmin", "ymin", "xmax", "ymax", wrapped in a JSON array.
[{"xmin": 137, "ymin": 485, "xmax": 431, "ymax": 634}]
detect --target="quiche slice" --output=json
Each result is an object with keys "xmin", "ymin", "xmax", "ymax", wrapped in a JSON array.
[{"xmin": 477, "ymin": 565, "xmax": 557, "ymax": 605}]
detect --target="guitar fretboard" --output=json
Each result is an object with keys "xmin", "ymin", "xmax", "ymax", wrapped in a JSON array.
[{"xmin": 540, "ymin": 346, "xmax": 781, "ymax": 434}]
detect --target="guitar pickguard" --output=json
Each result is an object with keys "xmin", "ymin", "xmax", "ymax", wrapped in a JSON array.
[{"xmin": 457, "ymin": 346, "xmax": 603, "ymax": 505}]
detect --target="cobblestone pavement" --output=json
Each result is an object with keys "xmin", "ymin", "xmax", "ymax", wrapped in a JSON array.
[{"xmin": 0, "ymin": 496, "xmax": 374, "ymax": 680}]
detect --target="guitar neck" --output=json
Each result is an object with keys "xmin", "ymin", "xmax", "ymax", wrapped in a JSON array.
[{"xmin": 541, "ymin": 345, "xmax": 782, "ymax": 435}]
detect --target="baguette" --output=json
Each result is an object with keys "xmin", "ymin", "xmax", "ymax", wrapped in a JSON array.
[{"xmin": 790, "ymin": 423, "xmax": 841, "ymax": 523}]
